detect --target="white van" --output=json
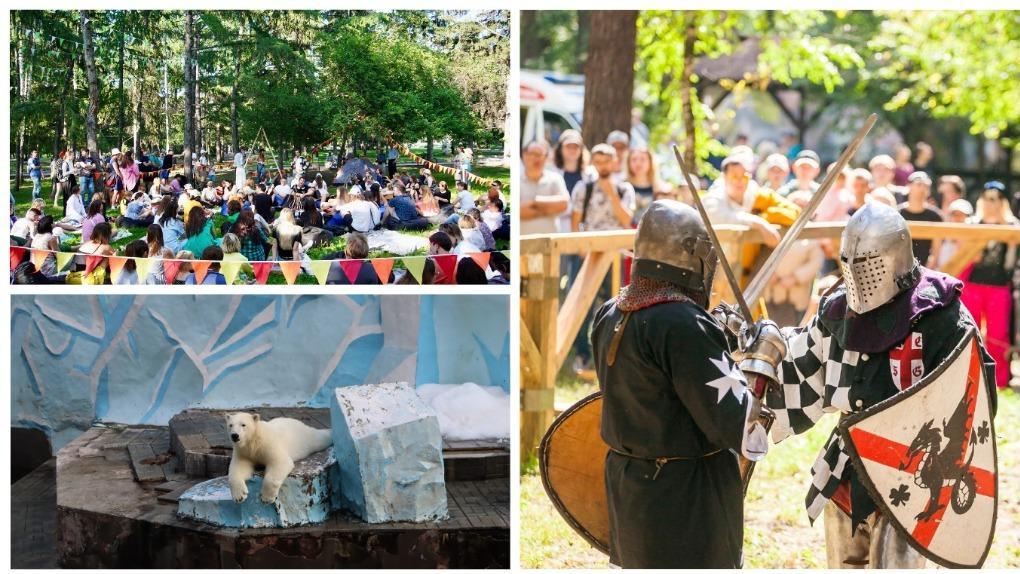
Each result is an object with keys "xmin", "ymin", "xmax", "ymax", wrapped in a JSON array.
[{"xmin": 520, "ymin": 70, "xmax": 584, "ymax": 148}]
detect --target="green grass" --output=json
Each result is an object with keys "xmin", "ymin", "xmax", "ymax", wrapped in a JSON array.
[{"xmin": 520, "ymin": 385, "xmax": 1020, "ymax": 568}]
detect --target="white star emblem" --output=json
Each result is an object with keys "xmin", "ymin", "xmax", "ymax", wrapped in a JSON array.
[{"xmin": 706, "ymin": 352, "xmax": 748, "ymax": 404}]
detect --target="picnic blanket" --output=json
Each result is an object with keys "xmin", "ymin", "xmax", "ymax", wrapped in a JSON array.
[{"xmin": 365, "ymin": 229, "xmax": 428, "ymax": 256}]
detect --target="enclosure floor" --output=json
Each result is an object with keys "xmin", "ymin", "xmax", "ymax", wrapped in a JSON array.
[{"xmin": 11, "ymin": 459, "xmax": 58, "ymax": 569}]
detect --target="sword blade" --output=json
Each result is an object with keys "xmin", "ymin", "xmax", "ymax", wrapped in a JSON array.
[
  {"xmin": 742, "ymin": 113, "xmax": 877, "ymax": 307},
  {"xmin": 673, "ymin": 145, "xmax": 754, "ymax": 321}
]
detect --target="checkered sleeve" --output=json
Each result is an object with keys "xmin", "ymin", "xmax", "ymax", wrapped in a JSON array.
[{"xmin": 766, "ymin": 314, "xmax": 831, "ymax": 443}]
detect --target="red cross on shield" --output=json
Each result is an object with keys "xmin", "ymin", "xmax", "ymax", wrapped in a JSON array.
[
  {"xmin": 889, "ymin": 331, "xmax": 924, "ymax": 390},
  {"xmin": 839, "ymin": 329, "xmax": 997, "ymax": 568}
]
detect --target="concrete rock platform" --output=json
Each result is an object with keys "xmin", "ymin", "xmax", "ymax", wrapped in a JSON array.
[{"xmin": 56, "ymin": 423, "xmax": 509, "ymax": 568}]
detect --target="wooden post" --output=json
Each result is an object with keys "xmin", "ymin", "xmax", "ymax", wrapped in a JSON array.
[{"xmin": 520, "ymin": 239, "xmax": 560, "ymax": 463}]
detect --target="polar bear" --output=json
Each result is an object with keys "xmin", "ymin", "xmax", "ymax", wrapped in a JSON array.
[{"xmin": 225, "ymin": 412, "xmax": 333, "ymax": 504}]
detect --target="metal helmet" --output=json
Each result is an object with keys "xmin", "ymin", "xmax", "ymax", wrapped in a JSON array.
[
  {"xmin": 839, "ymin": 202, "xmax": 919, "ymax": 314},
  {"xmin": 632, "ymin": 200, "xmax": 717, "ymax": 299}
]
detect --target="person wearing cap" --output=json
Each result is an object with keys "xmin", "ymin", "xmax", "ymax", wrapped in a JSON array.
[
  {"xmin": 937, "ymin": 175, "xmax": 966, "ymax": 214},
  {"xmin": 606, "ymin": 130, "xmax": 630, "ymax": 184},
  {"xmin": 868, "ymin": 154, "xmax": 906, "ymax": 202},
  {"xmin": 552, "ymin": 129, "xmax": 594, "ymax": 232},
  {"xmin": 760, "ymin": 153, "xmax": 790, "ymax": 192},
  {"xmin": 897, "ymin": 171, "xmax": 943, "ymax": 267},
  {"xmin": 777, "ymin": 150, "xmax": 820, "ymax": 197},
  {"xmin": 521, "ymin": 140, "xmax": 570, "ymax": 236},
  {"xmin": 570, "ymin": 144, "xmax": 635, "ymax": 233},
  {"xmin": 960, "ymin": 181, "xmax": 1020, "ymax": 390},
  {"xmin": 935, "ymin": 198, "xmax": 974, "ymax": 269}
]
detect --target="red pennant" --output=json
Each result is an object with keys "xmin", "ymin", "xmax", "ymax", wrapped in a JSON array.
[
  {"xmin": 191, "ymin": 260, "xmax": 212, "ymax": 285},
  {"xmin": 370, "ymin": 259, "xmax": 395, "ymax": 285},
  {"xmin": 433, "ymin": 254, "xmax": 457, "ymax": 284},
  {"xmin": 163, "ymin": 260, "xmax": 182, "ymax": 284},
  {"xmin": 251, "ymin": 262, "xmax": 273, "ymax": 284},
  {"xmin": 278, "ymin": 261, "xmax": 302, "ymax": 285},
  {"xmin": 469, "ymin": 252, "xmax": 491, "ymax": 271},
  {"xmin": 339, "ymin": 259, "xmax": 363, "ymax": 283},
  {"xmin": 84, "ymin": 255, "xmax": 105, "ymax": 277},
  {"xmin": 10, "ymin": 247, "xmax": 26, "ymax": 271}
]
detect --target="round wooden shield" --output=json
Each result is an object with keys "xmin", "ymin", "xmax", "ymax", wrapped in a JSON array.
[{"xmin": 538, "ymin": 391, "xmax": 610, "ymax": 555}]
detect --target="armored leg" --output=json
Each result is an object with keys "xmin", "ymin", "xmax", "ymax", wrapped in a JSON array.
[
  {"xmin": 824, "ymin": 503, "xmax": 871, "ymax": 568},
  {"xmin": 869, "ymin": 512, "xmax": 926, "ymax": 568}
]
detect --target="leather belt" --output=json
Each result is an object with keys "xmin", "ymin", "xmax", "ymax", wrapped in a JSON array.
[{"xmin": 608, "ymin": 446, "xmax": 725, "ymax": 480}]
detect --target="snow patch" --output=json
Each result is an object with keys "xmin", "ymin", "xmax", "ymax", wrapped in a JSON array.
[{"xmin": 416, "ymin": 383, "xmax": 509, "ymax": 441}]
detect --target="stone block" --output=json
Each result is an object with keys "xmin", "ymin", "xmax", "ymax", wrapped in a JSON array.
[
  {"xmin": 330, "ymin": 382, "xmax": 447, "ymax": 523},
  {"xmin": 177, "ymin": 448, "xmax": 341, "ymax": 528}
]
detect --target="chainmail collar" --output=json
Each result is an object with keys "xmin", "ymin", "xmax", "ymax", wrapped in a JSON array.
[{"xmin": 617, "ymin": 276, "xmax": 695, "ymax": 312}]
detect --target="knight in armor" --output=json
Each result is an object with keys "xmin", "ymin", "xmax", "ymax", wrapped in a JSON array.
[
  {"xmin": 762, "ymin": 202, "xmax": 998, "ymax": 568},
  {"xmin": 591, "ymin": 200, "xmax": 781, "ymax": 568}
]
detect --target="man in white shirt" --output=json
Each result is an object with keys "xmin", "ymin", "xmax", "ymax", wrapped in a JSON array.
[
  {"xmin": 520, "ymin": 140, "xmax": 569, "ymax": 235},
  {"xmin": 340, "ymin": 188, "xmax": 381, "ymax": 233},
  {"xmin": 273, "ymin": 179, "xmax": 292, "ymax": 207},
  {"xmin": 233, "ymin": 147, "xmax": 246, "ymax": 187},
  {"xmin": 11, "ymin": 208, "xmax": 41, "ymax": 242},
  {"xmin": 455, "ymin": 181, "xmax": 476, "ymax": 212}
]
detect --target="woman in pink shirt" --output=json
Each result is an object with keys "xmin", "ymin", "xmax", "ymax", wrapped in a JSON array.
[{"xmin": 117, "ymin": 151, "xmax": 142, "ymax": 205}]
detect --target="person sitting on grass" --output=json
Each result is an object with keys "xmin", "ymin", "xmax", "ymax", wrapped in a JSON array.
[
  {"xmin": 201, "ymin": 180, "xmax": 220, "ymax": 206},
  {"xmin": 490, "ymin": 197, "xmax": 511, "ymax": 241},
  {"xmin": 220, "ymin": 233, "xmax": 254, "ymax": 284},
  {"xmin": 182, "ymin": 186, "xmax": 204, "ymax": 224},
  {"xmin": 455, "ymin": 180, "xmax": 476, "ymax": 212},
  {"xmin": 115, "ymin": 240, "xmax": 148, "ymax": 285},
  {"xmin": 272, "ymin": 208, "xmax": 306, "ymax": 261},
  {"xmin": 172, "ymin": 250, "xmax": 194, "ymax": 284},
  {"xmin": 158, "ymin": 195, "xmax": 187, "ymax": 253},
  {"xmin": 326, "ymin": 232, "xmax": 391, "ymax": 285},
  {"xmin": 11, "ymin": 208, "xmax": 42, "ymax": 245},
  {"xmin": 220, "ymin": 199, "xmax": 243, "ymax": 235},
  {"xmin": 482, "ymin": 198, "xmax": 504, "ymax": 232},
  {"xmin": 456, "ymin": 214, "xmax": 485, "ymax": 254},
  {"xmin": 434, "ymin": 180, "xmax": 453, "ymax": 212},
  {"xmin": 185, "ymin": 245, "xmax": 228, "ymax": 285},
  {"xmin": 428, "ymin": 230, "xmax": 455, "ymax": 285},
  {"xmin": 334, "ymin": 187, "xmax": 381, "ymax": 234},
  {"xmin": 467, "ymin": 208, "xmax": 496, "ymax": 250},
  {"xmin": 182, "ymin": 206, "xmax": 218, "ymax": 257},
  {"xmin": 75, "ymin": 221, "xmax": 115, "ymax": 282},
  {"xmin": 80, "ymin": 199, "xmax": 108, "ymax": 244},
  {"xmin": 121, "ymin": 191, "xmax": 155, "ymax": 228},
  {"xmin": 272, "ymin": 176, "xmax": 293, "ymax": 208},
  {"xmin": 55, "ymin": 185, "xmax": 87, "ymax": 231},
  {"xmin": 383, "ymin": 182, "xmax": 429, "ymax": 231},
  {"xmin": 29, "ymin": 216, "xmax": 60, "ymax": 277},
  {"xmin": 488, "ymin": 251, "xmax": 511, "ymax": 285},
  {"xmin": 144, "ymin": 224, "xmax": 174, "ymax": 285},
  {"xmin": 231, "ymin": 210, "xmax": 271, "ymax": 264}
]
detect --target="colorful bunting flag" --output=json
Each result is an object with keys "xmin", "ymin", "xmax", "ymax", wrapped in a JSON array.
[
  {"xmin": 433, "ymin": 254, "xmax": 458, "ymax": 283},
  {"xmin": 470, "ymin": 251, "xmax": 491, "ymax": 271},
  {"xmin": 370, "ymin": 259, "xmax": 395, "ymax": 285},
  {"xmin": 10, "ymin": 247, "xmax": 26, "ymax": 271},
  {"xmin": 107, "ymin": 257, "xmax": 128, "ymax": 283},
  {"xmin": 163, "ymin": 260, "xmax": 182, "ymax": 284},
  {"xmin": 339, "ymin": 259, "xmax": 363, "ymax": 284},
  {"xmin": 403, "ymin": 256, "xmax": 426, "ymax": 284},
  {"xmin": 55, "ymin": 251, "xmax": 75, "ymax": 272},
  {"xmin": 134, "ymin": 257, "xmax": 153, "ymax": 282},
  {"xmin": 251, "ymin": 262, "xmax": 273, "ymax": 285},
  {"xmin": 191, "ymin": 260, "xmax": 212, "ymax": 285},
  {"xmin": 31, "ymin": 249, "xmax": 50, "ymax": 271},
  {"xmin": 278, "ymin": 261, "xmax": 302, "ymax": 285},
  {"xmin": 84, "ymin": 255, "xmax": 104, "ymax": 277},
  {"xmin": 220, "ymin": 261, "xmax": 242, "ymax": 285},
  {"xmin": 308, "ymin": 260, "xmax": 333, "ymax": 285}
]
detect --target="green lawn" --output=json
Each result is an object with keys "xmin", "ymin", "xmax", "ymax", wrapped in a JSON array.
[{"xmin": 520, "ymin": 382, "xmax": 1020, "ymax": 568}]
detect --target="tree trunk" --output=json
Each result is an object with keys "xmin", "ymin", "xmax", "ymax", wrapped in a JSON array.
[
  {"xmin": 231, "ymin": 44, "xmax": 241, "ymax": 152},
  {"xmin": 81, "ymin": 11, "xmax": 101, "ymax": 163},
  {"xmin": 194, "ymin": 25, "xmax": 202, "ymax": 157},
  {"xmin": 14, "ymin": 19, "xmax": 26, "ymax": 191},
  {"xmin": 581, "ymin": 11, "xmax": 637, "ymax": 149},
  {"xmin": 680, "ymin": 12, "xmax": 698, "ymax": 170},
  {"xmin": 426, "ymin": 135, "xmax": 434, "ymax": 161},
  {"xmin": 164, "ymin": 62, "xmax": 171, "ymax": 152},
  {"xmin": 118, "ymin": 20, "xmax": 126, "ymax": 148},
  {"xmin": 575, "ymin": 11, "xmax": 592, "ymax": 75},
  {"xmin": 133, "ymin": 68, "xmax": 143, "ymax": 155},
  {"xmin": 183, "ymin": 11, "xmax": 195, "ymax": 179},
  {"xmin": 53, "ymin": 56, "xmax": 74, "ymax": 157}
]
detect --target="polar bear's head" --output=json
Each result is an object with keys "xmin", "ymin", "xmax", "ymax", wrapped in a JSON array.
[{"xmin": 225, "ymin": 412, "xmax": 260, "ymax": 448}]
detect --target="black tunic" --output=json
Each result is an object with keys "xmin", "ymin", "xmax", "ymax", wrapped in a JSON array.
[{"xmin": 592, "ymin": 298, "xmax": 752, "ymax": 568}]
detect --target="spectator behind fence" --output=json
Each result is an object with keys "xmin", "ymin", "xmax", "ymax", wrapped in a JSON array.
[
  {"xmin": 760, "ymin": 153, "xmax": 791, "ymax": 193},
  {"xmin": 938, "ymin": 175, "xmax": 966, "ymax": 214},
  {"xmin": 625, "ymin": 147, "xmax": 670, "ymax": 223},
  {"xmin": 960, "ymin": 181, "xmax": 1018, "ymax": 390},
  {"xmin": 868, "ymin": 154, "xmax": 906, "ymax": 203},
  {"xmin": 936, "ymin": 198, "xmax": 974, "ymax": 269},
  {"xmin": 777, "ymin": 150, "xmax": 820, "ymax": 197},
  {"xmin": 898, "ymin": 171, "xmax": 943, "ymax": 268},
  {"xmin": 764, "ymin": 190, "xmax": 824, "ymax": 327},
  {"xmin": 552, "ymin": 129, "xmax": 593, "ymax": 232},
  {"xmin": 570, "ymin": 144, "xmax": 635, "ymax": 232},
  {"xmin": 521, "ymin": 140, "xmax": 570, "ymax": 236}
]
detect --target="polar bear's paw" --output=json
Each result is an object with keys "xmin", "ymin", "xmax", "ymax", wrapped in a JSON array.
[
  {"xmin": 230, "ymin": 480, "xmax": 248, "ymax": 503},
  {"xmin": 260, "ymin": 488, "xmax": 279, "ymax": 505}
]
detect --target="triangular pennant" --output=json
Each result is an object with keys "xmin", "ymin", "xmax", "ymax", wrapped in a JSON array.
[
  {"xmin": 191, "ymin": 260, "xmax": 212, "ymax": 285},
  {"xmin": 221, "ymin": 261, "xmax": 241, "ymax": 285},
  {"xmin": 10, "ymin": 247, "xmax": 26, "ymax": 271},
  {"xmin": 134, "ymin": 257, "xmax": 153, "ymax": 281},
  {"xmin": 371, "ymin": 259, "xmax": 395, "ymax": 285},
  {"xmin": 278, "ymin": 261, "xmax": 302, "ymax": 285},
  {"xmin": 31, "ymin": 249, "xmax": 50, "ymax": 271},
  {"xmin": 402, "ymin": 256, "xmax": 426, "ymax": 284},
  {"xmin": 251, "ymin": 262, "xmax": 273, "ymax": 284},
  {"xmin": 339, "ymin": 259, "xmax": 363, "ymax": 284},
  {"xmin": 163, "ymin": 259, "xmax": 182, "ymax": 284},
  {"xmin": 84, "ymin": 255, "xmax": 104, "ymax": 277},
  {"xmin": 470, "ymin": 251, "xmax": 491, "ymax": 271},
  {"xmin": 308, "ymin": 260, "xmax": 333, "ymax": 285},
  {"xmin": 107, "ymin": 256, "xmax": 128, "ymax": 283},
  {"xmin": 433, "ymin": 254, "xmax": 458, "ymax": 284}
]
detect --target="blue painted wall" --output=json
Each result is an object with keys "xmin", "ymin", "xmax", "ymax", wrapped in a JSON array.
[{"xmin": 11, "ymin": 295, "xmax": 509, "ymax": 449}]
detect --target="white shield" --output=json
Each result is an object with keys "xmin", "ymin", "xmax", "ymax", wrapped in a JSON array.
[{"xmin": 839, "ymin": 329, "xmax": 998, "ymax": 568}]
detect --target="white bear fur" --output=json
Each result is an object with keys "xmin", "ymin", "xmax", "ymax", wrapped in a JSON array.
[{"xmin": 225, "ymin": 412, "xmax": 333, "ymax": 504}]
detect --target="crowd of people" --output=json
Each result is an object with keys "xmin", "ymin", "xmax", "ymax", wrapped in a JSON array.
[
  {"xmin": 522, "ymin": 128, "xmax": 1019, "ymax": 390},
  {"xmin": 12, "ymin": 145, "xmax": 510, "ymax": 286}
]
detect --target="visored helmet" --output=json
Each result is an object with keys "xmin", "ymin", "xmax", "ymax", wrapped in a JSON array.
[
  {"xmin": 839, "ymin": 202, "xmax": 919, "ymax": 314},
  {"xmin": 632, "ymin": 200, "xmax": 717, "ymax": 303}
]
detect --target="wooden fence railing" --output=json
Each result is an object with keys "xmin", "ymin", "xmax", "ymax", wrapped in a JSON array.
[{"xmin": 519, "ymin": 221, "xmax": 1020, "ymax": 462}]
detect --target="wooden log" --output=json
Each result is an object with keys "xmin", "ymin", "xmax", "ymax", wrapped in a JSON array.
[{"xmin": 127, "ymin": 443, "xmax": 166, "ymax": 483}]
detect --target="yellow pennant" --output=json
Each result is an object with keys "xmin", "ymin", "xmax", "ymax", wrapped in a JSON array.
[
  {"xmin": 308, "ymin": 260, "xmax": 332, "ymax": 285},
  {"xmin": 220, "ymin": 261, "xmax": 242, "ymax": 285}
]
